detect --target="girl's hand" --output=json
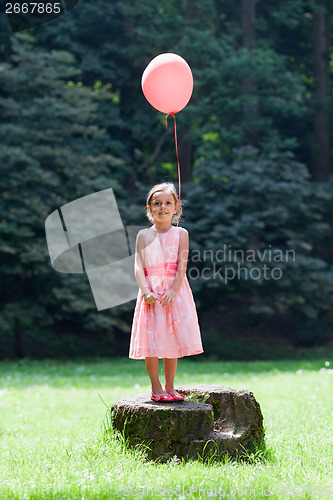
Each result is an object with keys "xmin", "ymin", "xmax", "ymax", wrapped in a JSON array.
[
  {"xmin": 158, "ymin": 288, "xmax": 178, "ymax": 307},
  {"xmin": 143, "ymin": 291, "xmax": 158, "ymax": 305}
]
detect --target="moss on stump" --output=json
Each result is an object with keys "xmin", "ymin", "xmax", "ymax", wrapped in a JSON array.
[{"xmin": 110, "ymin": 384, "xmax": 265, "ymax": 463}]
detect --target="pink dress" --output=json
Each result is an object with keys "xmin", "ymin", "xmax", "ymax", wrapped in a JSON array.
[{"xmin": 129, "ymin": 225, "xmax": 204, "ymax": 359}]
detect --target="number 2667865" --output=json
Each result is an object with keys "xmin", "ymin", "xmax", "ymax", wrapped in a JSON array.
[{"xmin": 5, "ymin": 3, "xmax": 62, "ymax": 14}]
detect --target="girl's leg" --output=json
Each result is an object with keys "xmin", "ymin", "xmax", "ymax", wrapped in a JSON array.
[
  {"xmin": 164, "ymin": 358, "xmax": 182, "ymax": 396},
  {"xmin": 145, "ymin": 357, "xmax": 169, "ymax": 396}
]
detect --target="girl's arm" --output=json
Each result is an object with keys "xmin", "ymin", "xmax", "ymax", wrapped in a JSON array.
[
  {"xmin": 134, "ymin": 231, "xmax": 150, "ymax": 295},
  {"xmin": 170, "ymin": 228, "xmax": 189, "ymax": 293}
]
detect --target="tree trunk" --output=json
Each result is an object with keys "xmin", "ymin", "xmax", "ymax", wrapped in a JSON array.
[
  {"xmin": 129, "ymin": 148, "xmax": 137, "ymax": 202},
  {"xmin": 179, "ymin": 135, "xmax": 192, "ymax": 183},
  {"xmin": 241, "ymin": 0, "xmax": 258, "ymax": 145},
  {"xmin": 312, "ymin": 1, "xmax": 331, "ymax": 181},
  {"xmin": 242, "ymin": 0, "xmax": 260, "ymax": 252},
  {"xmin": 14, "ymin": 317, "xmax": 24, "ymax": 359},
  {"xmin": 312, "ymin": 1, "xmax": 333, "ymax": 269},
  {"xmin": 120, "ymin": 82, "xmax": 137, "ymax": 201},
  {"xmin": 242, "ymin": 0, "xmax": 255, "ymax": 49}
]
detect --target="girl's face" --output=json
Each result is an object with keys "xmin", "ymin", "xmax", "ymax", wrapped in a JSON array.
[{"xmin": 148, "ymin": 190, "xmax": 178, "ymax": 223}]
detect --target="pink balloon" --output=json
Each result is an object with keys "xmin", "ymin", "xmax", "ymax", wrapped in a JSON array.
[{"xmin": 141, "ymin": 53, "xmax": 193, "ymax": 114}]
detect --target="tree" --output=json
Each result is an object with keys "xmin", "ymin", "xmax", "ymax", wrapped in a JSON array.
[
  {"xmin": 0, "ymin": 32, "xmax": 127, "ymax": 357},
  {"xmin": 241, "ymin": 0, "xmax": 258, "ymax": 145},
  {"xmin": 184, "ymin": 146, "xmax": 333, "ymax": 328},
  {"xmin": 312, "ymin": 0, "xmax": 331, "ymax": 181}
]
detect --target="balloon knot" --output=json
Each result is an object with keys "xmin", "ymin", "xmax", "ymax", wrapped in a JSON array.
[{"xmin": 165, "ymin": 112, "xmax": 176, "ymax": 129}]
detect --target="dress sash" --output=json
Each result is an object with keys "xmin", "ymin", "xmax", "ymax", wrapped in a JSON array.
[{"xmin": 144, "ymin": 262, "xmax": 178, "ymax": 277}]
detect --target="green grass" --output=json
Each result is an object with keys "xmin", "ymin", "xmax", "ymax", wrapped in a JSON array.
[{"xmin": 0, "ymin": 357, "xmax": 333, "ymax": 499}]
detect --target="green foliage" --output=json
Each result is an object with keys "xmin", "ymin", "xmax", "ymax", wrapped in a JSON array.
[
  {"xmin": 0, "ymin": 33, "xmax": 129, "ymax": 356},
  {"xmin": 1, "ymin": 0, "xmax": 333, "ymax": 356},
  {"xmin": 35, "ymin": 0, "xmax": 311, "ymax": 181},
  {"xmin": 183, "ymin": 146, "xmax": 333, "ymax": 322}
]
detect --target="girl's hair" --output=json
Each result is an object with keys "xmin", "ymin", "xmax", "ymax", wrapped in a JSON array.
[{"xmin": 146, "ymin": 182, "xmax": 184, "ymax": 224}]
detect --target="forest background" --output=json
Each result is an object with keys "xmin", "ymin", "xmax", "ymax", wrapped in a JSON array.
[{"xmin": 1, "ymin": 0, "xmax": 333, "ymax": 360}]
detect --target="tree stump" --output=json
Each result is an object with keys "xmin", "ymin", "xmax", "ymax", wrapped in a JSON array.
[{"xmin": 110, "ymin": 385, "xmax": 265, "ymax": 463}]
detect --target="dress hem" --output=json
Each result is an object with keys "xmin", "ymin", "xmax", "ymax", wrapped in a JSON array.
[{"xmin": 129, "ymin": 348, "xmax": 204, "ymax": 360}]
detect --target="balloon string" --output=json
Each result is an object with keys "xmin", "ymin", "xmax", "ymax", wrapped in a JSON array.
[
  {"xmin": 158, "ymin": 112, "xmax": 181, "ymax": 301},
  {"xmin": 166, "ymin": 112, "xmax": 181, "ymax": 203}
]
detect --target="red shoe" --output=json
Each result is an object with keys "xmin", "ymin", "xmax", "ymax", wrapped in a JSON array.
[
  {"xmin": 165, "ymin": 386, "xmax": 185, "ymax": 401},
  {"xmin": 151, "ymin": 391, "xmax": 174, "ymax": 402}
]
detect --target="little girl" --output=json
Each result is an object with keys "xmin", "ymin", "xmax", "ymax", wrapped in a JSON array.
[{"xmin": 129, "ymin": 182, "xmax": 203, "ymax": 402}]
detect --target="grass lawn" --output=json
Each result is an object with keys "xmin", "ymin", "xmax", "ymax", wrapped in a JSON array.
[{"xmin": 0, "ymin": 356, "xmax": 332, "ymax": 499}]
